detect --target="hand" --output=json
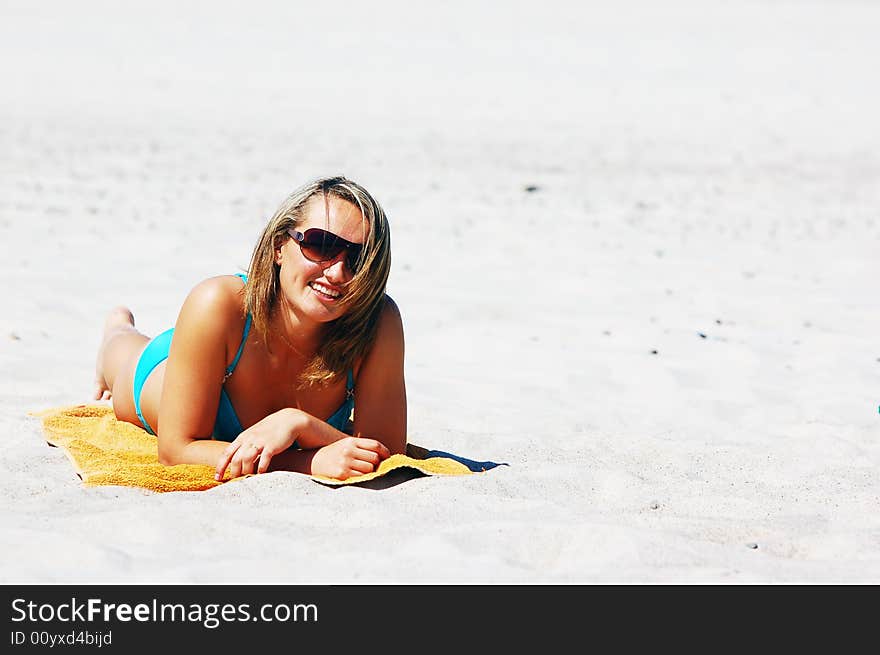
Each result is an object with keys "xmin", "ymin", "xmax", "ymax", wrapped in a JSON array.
[
  {"xmin": 310, "ymin": 437, "xmax": 391, "ymax": 480},
  {"xmin": 214, "ymin": 409, "xmax": 303, "ymax": 480}
]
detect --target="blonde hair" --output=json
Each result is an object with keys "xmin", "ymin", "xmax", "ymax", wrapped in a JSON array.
[{"xmin": 244, "ymin": 176, "xmax": 391, "ymax": 386}]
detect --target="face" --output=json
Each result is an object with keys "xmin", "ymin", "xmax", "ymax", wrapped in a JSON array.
[{"xmin": 274, "ymin": 194, "xmax": 369, "ymax": 323}]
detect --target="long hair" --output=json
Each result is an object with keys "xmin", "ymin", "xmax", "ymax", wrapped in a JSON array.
[{"xmin": 243, "ymin": 176, "xmax": 391, "ymax": 387}]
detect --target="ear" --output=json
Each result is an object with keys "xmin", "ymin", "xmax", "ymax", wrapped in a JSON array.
[{"xmin": 273, "ymin": 235, "xmax": 285, "ymax": 265}]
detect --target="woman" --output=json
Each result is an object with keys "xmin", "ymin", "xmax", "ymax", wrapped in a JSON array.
[{"xmin": 92, "ymin": 176, "xmax": 406, "ymax": 482}]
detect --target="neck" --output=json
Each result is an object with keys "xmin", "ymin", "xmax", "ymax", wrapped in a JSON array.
[{"xmin": 268, "ymin": 301, "xmax": 323, "ymax": 358}]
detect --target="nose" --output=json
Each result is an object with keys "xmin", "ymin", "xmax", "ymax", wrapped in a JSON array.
[{"xmin": 322, "ymin": 253, "xmax": 351, "ymax": 284}]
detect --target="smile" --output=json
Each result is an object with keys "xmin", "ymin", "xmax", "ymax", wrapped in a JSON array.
[{"xmin": 309, "ymin": 281, "xmax": 341, "ymax": 299}]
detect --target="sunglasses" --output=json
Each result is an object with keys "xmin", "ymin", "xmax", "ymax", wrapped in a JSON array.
[{"xmin": 287, "ymin": 228, "xmax": 364, "ymax": 273}]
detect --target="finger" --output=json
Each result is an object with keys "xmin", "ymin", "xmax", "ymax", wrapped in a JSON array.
[
  {"xmin": 349, "ymin": 459, "xmax": 374, "ymax": 475},
  {"xmin": 241, "ymin": 446, "xmax": 262, "ymax": 476},
  {"xmin": 355, "ymin": 438, "xmax": 391, "ymax": 459},
  {"xmin": 228, "ymin": 445, "xmax": 247, "ymax": 480},
  {"xmin": 353, "ymin": 447, "xmax": 381, "ymax": 466},
  {"xmin": 215, "ymin": 443, "xmax": 241, "ymax": 480},
  {"xmin": 228, "ymin": 456, "xmax": 243, "ymax": 480},
  {"xmin": 257, "ymin": 450, "xmax": 273, "ymax": 474},
  {"xmin": 353, "ymin": 437, "xmax": 382, "ymax": 450}
]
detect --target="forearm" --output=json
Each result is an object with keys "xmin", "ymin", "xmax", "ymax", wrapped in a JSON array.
[
  {"xmin": 168, "ymin": 439, "xmax": 317, "ymax": 476},
  {"xmin": 293, "ymin": 411, "xmax": 350, "ymax": 449},
  {"xmin": 159, "ymin": 409, "xmax": 314, "ymax": 465},
  {"xmin": 158, "ymin": 434, "xmax": 229, "ymax": 467}
]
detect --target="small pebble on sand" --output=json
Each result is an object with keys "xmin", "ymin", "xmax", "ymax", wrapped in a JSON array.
[{"xmin": 746, "ymin": 542, "xmax": 758, "ymax": 549}]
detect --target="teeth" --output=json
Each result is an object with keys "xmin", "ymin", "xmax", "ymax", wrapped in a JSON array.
[{"xmin": 311, "ymin": 282, "xmax": 340, "ymax": 298}]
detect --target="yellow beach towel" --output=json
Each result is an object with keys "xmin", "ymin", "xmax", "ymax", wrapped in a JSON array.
[{"xmin": 34, "ymin": 404, "xmax": 476, "ymax": 492}]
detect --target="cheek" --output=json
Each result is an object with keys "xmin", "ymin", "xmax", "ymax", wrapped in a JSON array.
[{"xmin": 281, "ymin": 253, "xmax": 323, "ymax": 284}]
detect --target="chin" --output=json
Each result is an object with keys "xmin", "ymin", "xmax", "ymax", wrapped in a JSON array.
[{"xmin": 304, "ymin": 299, "xmax": 343, "ymax": 322}]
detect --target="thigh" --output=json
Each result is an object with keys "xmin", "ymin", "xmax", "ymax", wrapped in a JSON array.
[
  {"xmin": 137, "ymin": 362, "xmax": 167, "ymax": 434},
  {"xmin": 108, "ymin": 335, "xmax": 153, "ymax": 428}
]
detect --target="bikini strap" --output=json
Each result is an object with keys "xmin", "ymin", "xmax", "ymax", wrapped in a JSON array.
[
  {"xmin": 223, "ymin": 273, "xmax": 251, "ymax": 382},
  {"xmin": 223, "ymin": 313, "xmax": 252, "ymax": 381},
  {"xmin": 345, "ymin": 369, "xmax": 355, "ymax": 399}
]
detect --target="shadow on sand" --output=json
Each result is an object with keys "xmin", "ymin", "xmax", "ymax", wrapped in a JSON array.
[{"xmin": 338, "ymin": 445, "xmax": 509, "ymax": 490}]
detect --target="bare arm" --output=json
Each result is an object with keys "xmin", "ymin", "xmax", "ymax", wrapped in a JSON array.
[
  {"xmin": 351, "ymin": 296, "xmax": 407, "ymax": 454},
  {"xmin": 156, "ymin": 277, "xmax": 246, "ymax": 467}
]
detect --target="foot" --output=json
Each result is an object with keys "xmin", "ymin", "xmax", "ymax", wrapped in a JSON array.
[{"xmin": 93, "ymin": 306, "xmax": 137, "ymax": 401}]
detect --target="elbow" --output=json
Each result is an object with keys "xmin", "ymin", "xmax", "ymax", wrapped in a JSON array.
[
  {"xmin": 157, "ymin": 450, "xmax": 178, "ymax": 467},
  {"xmin": 157, "ymin": 438, "xmax": 182, "ymax": 466}
]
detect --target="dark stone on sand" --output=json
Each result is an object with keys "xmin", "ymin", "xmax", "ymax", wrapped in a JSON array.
[
  {"xmin": 650, "ymin": 502, "xmax": 660, "ymax": 510},
  {"xmin": 746, "ymin": 542, "xmax": 758, "ymax": 549},
  {"xmin": 524, "ymin": 185, "xmax": 540, "ymax": 193},
  {"xmin": 650, "ymin": 350, "xmax": 658, "ymax": 355},
  {"xmin": 698, "ymin": 332, "xmax": 707, "ymax": 339},
  {"xmin": 715, "ymin": 319, "xmax": 722, "ymax": 325}
]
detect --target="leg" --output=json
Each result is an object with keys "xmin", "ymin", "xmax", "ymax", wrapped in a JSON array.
[{"xmin": 93, "ymin": 307, "xmax": 150, "ymax": 418}]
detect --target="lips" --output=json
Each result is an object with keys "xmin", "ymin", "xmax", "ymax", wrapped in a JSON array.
[{"xmin": 309, "ymin": 281, "xmax": 341, "ymax": 300}]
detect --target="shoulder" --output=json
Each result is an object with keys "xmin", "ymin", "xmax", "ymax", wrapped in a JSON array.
[
  {"xmin": 182, "ymin": 275, "xmax": 246, "ymax": 316},
  {"xmin": 176, "ymin": 275, "xmax": 247, "ymax": 336},
  {"xmin": 364, "ymin": 295, "xmax": 404, "ymax": 360},
  {"xmin": 374, "ymin": 294, "xmax": 404, "ymax": 342},
  {"xmin": 379, "ymin": 294, "xmax": 402, "ymax": 323}
]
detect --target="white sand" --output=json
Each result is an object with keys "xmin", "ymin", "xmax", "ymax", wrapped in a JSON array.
[{"xmin": 1, "ymin": 0, "xmax": 879, "ymax": 584}]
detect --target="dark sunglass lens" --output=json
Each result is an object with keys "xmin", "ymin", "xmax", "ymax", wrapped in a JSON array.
[
  {"xmin": 347, "ymin": 249, "xmax": 363, "ymax": 273},
  {"xmin": 299, "ymin": 228, "xmax": 363, "ymax": 271},
  {"xmin": 302, "ymin": 230, "xmax": 343, "ymax": 261}
]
